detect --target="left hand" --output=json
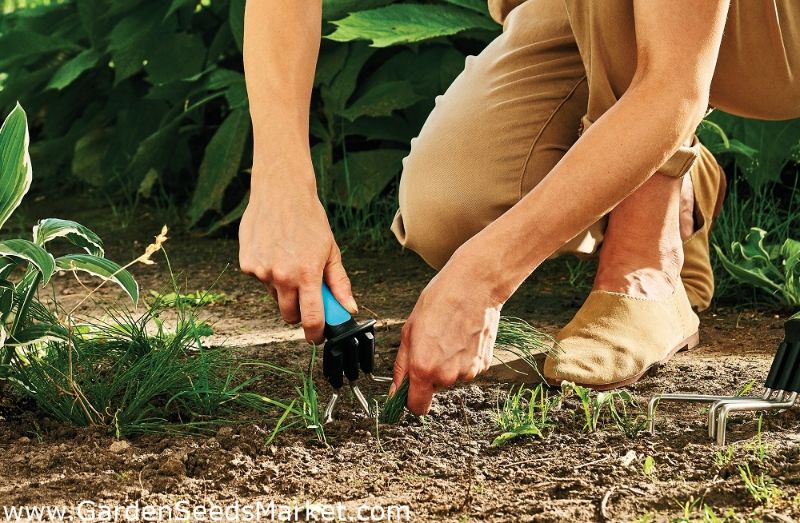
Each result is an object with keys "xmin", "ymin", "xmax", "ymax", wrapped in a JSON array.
[{"xmin": 390, "ymin": 255, "xmax": 503, "ymax": 416}]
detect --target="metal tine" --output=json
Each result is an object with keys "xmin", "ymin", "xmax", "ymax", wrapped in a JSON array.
[
  {"xmin": 713, "ymin": 392, "xmax": 798, "ymax": 446},
  {"xmin": 369, "ymin": 374, "xmax": 393, "ymax": 383},
  {"xmin": 324, "ymin": 392, "xmax": 340, "ymax": 424},
  {"xmin": 351, "ymin": 383, "xmax": 373, "ymax": 418},
  {"xmin": 707, "ymin": 388, "xmax": 775, "ymax": 438},
  {"xmin": 647, "ymin": 393, "xmax": 760, "ymax": 434}
]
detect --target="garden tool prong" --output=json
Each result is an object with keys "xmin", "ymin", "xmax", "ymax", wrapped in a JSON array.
[
  {"xmin": 319, "ymin": 283, "xmax": 386, "ymax": 422},
  {"xmin": 649, "ymin": 314, "xmax": 800, "ymax": 445}
]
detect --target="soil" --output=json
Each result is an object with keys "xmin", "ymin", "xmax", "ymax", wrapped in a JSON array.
[{"xmin": 0, "ymin": 203, "xmax": 798, "ymax": 522}]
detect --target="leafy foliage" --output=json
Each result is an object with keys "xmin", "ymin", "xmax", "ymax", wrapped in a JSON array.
[
  {"xmin": 0, "ymin": 0, "xmax": 498, "ymax": 238},
  {"xmin": 714, "ymin": 227, "xmax": 800, "ymax": 307},
  {"xmin": 492, "ymin": 383, "xmax": 557, "ymax": 446}
]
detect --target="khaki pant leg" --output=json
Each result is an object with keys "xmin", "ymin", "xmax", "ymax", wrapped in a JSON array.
[
  {"xmin": 391, "ymin": 0, "xmax": 598, "ymax": 270},
  {"xmin": 563, "ymin": 1, "xmax": 702, "ymax": 178}
]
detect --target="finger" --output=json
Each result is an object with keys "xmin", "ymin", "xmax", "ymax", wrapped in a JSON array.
[
  {"xmin": 324, "ymin": 250, "xmax": 357, "ymax": 314},
  {"xmin": 390, "ymin": 337, "xmax": 409, "ymax": 397},
  {"xmin": 275, "ymin": 286, "xmax": 300, "ymax": 324},
  {"xmin": 407, "ymin": 378, "xmax": 435, "ymax": 416},
  {"xmin": 298, "ymin": 284, "xmax": 325, "ymax": 344}
]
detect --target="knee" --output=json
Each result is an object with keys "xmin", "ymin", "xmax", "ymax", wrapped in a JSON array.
[{"xmin": 391, "ymin": 144, "xmax": 479, "ymax": 270}]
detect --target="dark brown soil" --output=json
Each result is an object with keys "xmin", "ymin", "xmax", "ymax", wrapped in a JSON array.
[{"xmin": 0, "ymin": 203, "xmax": 798, "ymax": 522}]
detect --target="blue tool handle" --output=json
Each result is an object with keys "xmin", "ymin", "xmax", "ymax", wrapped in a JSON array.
[{"xmin": 322, "ymin": 282, "xmax": 352, "ymax": 327}]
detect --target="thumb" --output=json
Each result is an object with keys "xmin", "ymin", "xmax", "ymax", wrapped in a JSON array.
[{"xmin": 324, "ymin": 250, "xmax": 357, "ymax": 315}]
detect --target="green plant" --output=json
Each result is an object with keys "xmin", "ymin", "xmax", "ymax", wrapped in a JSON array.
[
  {"xmin": 149, "ymin": 289, "xmax": 230, "ymax": 308},
  {"xmin": 713, "ymin": 444, "xmax": 736, "ymax": 467},
  {"xmin": 491, "ymin": 383, "xmax": 557, "ymax": 446},
  {"xmin": 744, "ymin": 415, "xmax": 772, "ymax": 463},
  {"xmin": 0, "ymin": 0, "xmax": 499, "ymax": 242},
  {"xmin": 561, "ymin": 381, "xmax": 645, "ymax": 435},
  {"xmin": 379, "ymin": 376, "xmax": 409, "ymax": 424},
  {"xmin": 0, "ymin": 104, "xmax": 138, "ymax": 368},
  {"xmin": 714, "ymin": 227, "xmax": 800, "ymax": 307},
  {"xmin": 738, "ymin": 464, "xmax": 782, "ymax": 506},
  {"xmin": 565, "ymin": 258, "xmax": 593, "ymax": 291},
  {"xmin": 642, "ymin": 455, "xmax": 656, "ymax": 476}
]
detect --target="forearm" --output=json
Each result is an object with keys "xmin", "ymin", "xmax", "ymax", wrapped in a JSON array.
[
  {"xmin": 243, "ymin": 0, "xmax": 322, "ymax": 190},
  {"xmin": 459, "ymin": 78, "xmax": 708, "ymax": 302}
]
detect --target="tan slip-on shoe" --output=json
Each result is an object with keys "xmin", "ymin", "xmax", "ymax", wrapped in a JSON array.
[
  {"xmin": 681, "ymin": 145, "xmax": 727, "ymax": 311},
  {"xmin": 543, "ymin": 283, "xmax": 700, "ymax": 390}
]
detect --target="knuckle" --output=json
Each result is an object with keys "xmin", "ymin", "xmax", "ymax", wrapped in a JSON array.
[{"xmin": 271, "ymin": 268, "xmax": 294, "ymax": 286}]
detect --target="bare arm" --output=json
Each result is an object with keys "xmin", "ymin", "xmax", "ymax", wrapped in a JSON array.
[
  {"xmin": 396, "ymin": 0, "xmax": 731, "ymax": 415},
  {"xmin": 240, "ymin": 1, "xmax": 357, "ymax": 344},
  {"xmin": 459, "ymin": 0, "xmax": 730, "ymax": 303}
]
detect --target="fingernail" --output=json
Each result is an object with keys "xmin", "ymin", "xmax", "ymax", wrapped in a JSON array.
[
  {"xmin": 347, "ymin": 296, "xmax": 358, "ymax": 314},
  {"xmin": 388, "ymin": 383, "xmax": 397, "ymax": 396}
]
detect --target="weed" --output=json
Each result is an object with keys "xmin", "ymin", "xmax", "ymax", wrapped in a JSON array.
[
  {"xmin": 744, "ymin": 415, "xmax": 772, "ymax": 463},
  {"xmin": 149, "ymin": 290, "xmax": 230, "ymax": 308},
  {"xmin": 296, "ymin": 346, "xmax": 326, "ymax": 444},
  {"xmin": 379, "ymin": 377, "xmax": 409, "ymax": 424},
  {"xmin": 565, "ymin": 258, "xmax": 594, "ymax": 292},
  {"xmin": 635, "ymin": 513, "xmax": 655, "ymax": 523},
  {"xmin": 492, "ymin": 383, "xmax": 557, "ymax": 446},
  {"xmin": 561, "ymin": 382, "xmax": 646, "ymax": 435},
  {"xmin": 738, "ymin": 464, "xmax": 782, "ymax": 506},
  {"xmin": 713, "ymin": 444, "xmax": 736, "ymax": 467}
]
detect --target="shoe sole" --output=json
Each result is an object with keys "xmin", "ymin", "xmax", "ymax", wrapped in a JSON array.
[{"xmin": 545, "ymin": 331, "xmax": 700, "ymax": 391}]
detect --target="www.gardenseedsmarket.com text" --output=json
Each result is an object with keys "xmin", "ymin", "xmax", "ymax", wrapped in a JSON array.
[{"xmin": 2, "ymin": 500, "xmax": 412, "ymax": 522}]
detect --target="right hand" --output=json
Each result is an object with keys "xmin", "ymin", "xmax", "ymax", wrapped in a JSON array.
[{"xmin": 239, "ymin": 158, "xmax": 357, "ymax": 344}]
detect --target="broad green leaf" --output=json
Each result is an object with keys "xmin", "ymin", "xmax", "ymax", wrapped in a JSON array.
[
  {"xmin": 124, "ymin": 121, "xmax": 180, "ymax": 187},
  {"xmin": 327, "ymin": 149, "xmax": 406, "ymax": 208},
  {"xmin": 0, "ymin": 279, "xmax": 14, "ymax": 323},
  {"xmin": 0, "ymin": 257, "xmax": 16, "ymax": 280},
  {"xmin": 0, "ymin": 104, "xmax": 32, "ymax": 230},
  {"xmin": 47, "ymin": 49, "xmax": 102, "ymax": 91},
  {"xmin": 229, "ymin": 0, "xmax": 245, "ymax": 52},
  {"xmin": 188, "ymin": 109, "xmax": 251, "ymax": 226},
  {"xmin": 33, "ymin": 218, "xmax": 104, "ymax": 257},
  {"xmin": 442, "ymin": 0, "xmax": 490, "ymax": 14},
  {"xmin": 322, "ymin": 0, "xmax": 394, "ymax": 22},
  {"xmin": 321, "ymin": 43, "xmax": 375, "ymax": 112},
  {"xmin": 8, "ymin": 323, "xmax": 70, "ymax": 346},
  {"xmin": 71, "ymin": 127, "xmax": 112, "ymax": 187},
  {"xmin": 108, "ymin": 13, "xmax": 170, "ymax": 84},
  {"xmin": 56, "ymin": 254, "xmax": 139, "ymax": 303},
  {"xmin": 145, "ymin": 33, "xmax": 207, "ymax": 85},
  {"xmin": 206, "ymin": 192, "xmax": 249, "ymax": 235},
  {"xmin": 326, "ymin": 4, "xmax": 498, "ymax": 47},
  {"xmin": 315, "ymin": 44, "xmax": 349, "ymax": 88},
  {"xmin": 0, "ymin": 239, "xmax": 56, "ymax": 285},
  {"xmin": 0, "ymin": 30, "xmax": 79, "ymax": 68},
  {"xmin": 75, "ymin": 0, "xmax": 109, "ymax": 47},
  {"xmin": 781, "ymin": 239, "xmax": 800, "ymax": 306},
  {"xmin": 340, "ymin": 81, "xmax": 425, "ymax": 121},
  {"xmin": 713, "ymin": 243, "xmax": 783, "ymax": 297}
]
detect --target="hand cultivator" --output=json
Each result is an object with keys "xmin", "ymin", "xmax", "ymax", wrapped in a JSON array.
[
  {"xmin": 320, "ymin": 283, "xmax": 391, "ymax": 423},
  {"xmin": 648, "ymin": 314, "xmax": 800, "ymax": 445}
]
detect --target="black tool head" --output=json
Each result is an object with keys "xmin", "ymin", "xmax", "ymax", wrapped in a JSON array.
[{"xmin": 322, "ymin": 318, "xmax": 377, "ymax": 389}]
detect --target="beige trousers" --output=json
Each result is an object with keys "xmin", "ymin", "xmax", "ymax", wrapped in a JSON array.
[{"xmin": 391, "ymin": 0, "xmax": 800, "ymax": 270}]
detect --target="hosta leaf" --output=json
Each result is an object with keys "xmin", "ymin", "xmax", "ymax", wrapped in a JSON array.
[
  {"xmin": 56, "ymin": 254, "xmax": 139, "ymax": 303},
  {"xmin": 188, "ymin": 108, "xmax": 251, "ymax": 226},
  {"xmin": 0, "ymin": 30, "xmax": 79, "ymax": 68},
  {"xmin": 145, "ymin": 33, "xmax": 206, "ymax": 85},
  {"xmin": 781, "ymin": 239, "xmax": 800, "ymax": 306},
  {"xmin": 8, "ymin": 323, "xmax": 70, "ymax": 346},
  {"xmin": 0, "ymin": 104, "xmax": 32, "ymax": 231},
  {"xmin": 0, "ymin": 257, "xmax": 16, "ymax": 280},
  {"xmin": 165, "ymin": 0, "xmax": 198, "ymax": 20},
  {"xmin": 206, "ymin": 192, "xmax": 249, "ymax": 235},
  {"xmin": 47, "ymin": 49, "xmax": 102, "ymax": 91},
  {"xmin": 33, "ymin": 218, "xmax": 104, "ymax": 257},
  {"xmin": 327, "ymin": 149, "xmax": 406, "ymax": 208},
  {"xmin": 340, "ymin": 81, "xmax": 425, "ymax": 121},
  {"xmin": 326, "ymin": 4, "xmax": 497, "ymax": 47},
  {"xmin": 229, "ymin": 0, "xmax": 245, "ymax": 52},
  {"xmin": 71, "ymin": 127, "xmax": 112, "ymax": 187},
  {"xmin": 0, "ymin": 239, "xmax": 56, "ymax": 285}
]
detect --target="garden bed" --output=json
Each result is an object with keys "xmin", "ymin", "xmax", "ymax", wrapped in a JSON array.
[{"xmin": 0, "ymin": 208, "xmax": 798, "ymax": 522}]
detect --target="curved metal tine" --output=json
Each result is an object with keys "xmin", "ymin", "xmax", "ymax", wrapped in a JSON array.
[
  {"xmin": 714, "ymin": 392, "xmax": 798, "ymax": 446},
  {"xmin": 647, "ymin": 394, "xmax": 749, "ymax": 434},
  {"xmin": 351, "ymin": 384, "xmax": 373, "ymax": 418},
  {"xmin": 324, "ymin": 392, "xmax": 340, "ymax": 424},
  {"xmin": 708, "ymin": 389, "xmax": 774, "ymax": 439},
  {"xmin": 369, "ymin": 374, "xmax": 393, "ymax": 383}
]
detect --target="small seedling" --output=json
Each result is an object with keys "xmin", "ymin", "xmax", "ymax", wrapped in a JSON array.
[
  {"xmin": 713, "ymin": 444, "xmax": 736, "ymax": 467},
  {"xmin": 642, "ymin": 455, "xmax": 656, "ymax": 476},
  {"xmin": 744, "ymin": 414, "xmax": 772, "ymax": 463},
  {"xmin": 379, "ymin": 378, "xmax": 409, "ymax": 424},
  {"xmin": 149, "ymin": 290, "xmax": 230, "ymax": 308},
  {"xmin": 492, "ymin": 383, "xmax": 557, "ymax": 446},
  {"xmin": 561, "ymin": 382, "xmax": 645, "ymax": 435},
  {"xmin": 738, "ymin": 463, "xmax": 782, "ymax": 506},
  {"xmin": 565, "ymin": 258, "xmax": 593, "ymax": 291},
  {"xmin": 635, "ymin": 513, "xmax": 655, "ymax": 523}
]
